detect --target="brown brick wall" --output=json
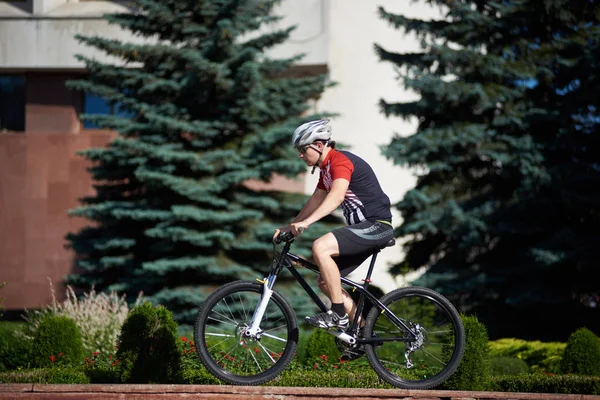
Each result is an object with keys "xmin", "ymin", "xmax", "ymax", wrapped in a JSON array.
[{"xmin": 0, "ymin": 130, "xmax": 115, "ymax": 311}]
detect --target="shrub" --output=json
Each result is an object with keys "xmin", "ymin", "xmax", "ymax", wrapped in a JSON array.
[
  {"xmin": 274, "ymin": 368, "xmax": 390, "ymax": 388},
  {"xmin": 489, "ymin": 373, "xmax": 600, "ymax": 395},
  {"xmin": 178, "ymin": 335, "xmax": 202, "ymax": 369},
  {"xmin": 80, "ymin": 348, "xmax": 124, "ymax": 383},
  {"xmin": 30, "ymin": 316, "xmax": 84, "ymax": 368},
  {"xmin": 561, "ymin": 327, "xmax": 600, "ymax": 376},
  {"xmin": 0, "ymin": 367, "xmax": 90, "ymax": 384},
  {"xmin": 489, "ymin": 338, "xmax": 566, "ymax": 373},
  {"xmin": 303, "ymin": 328, "xmax": 341, "ymax": 366},
  {"xmin": 295, "ymin": 329, "xmax": 312, "ymax": 365},
  {"xmin": 22, "ymin": 279, "xmax": 142, "ymax": 356},
  {"xmin": 116, "ymin": 302, "xmax": 181, "ymax": 383},
  {"xmin": 490, "ymin": 356, "xmax": 529, "ymax": 375},
  {"xmin": 178, "ymin": 366, "xmax": 221, "ymax": 385},
  {"xmin": 0, "ymin": 322, "xmax": 33, "ymax": 371},
  {"xmin": 441, "ymin": 314, "xmax": 490, "ymax": 391}
]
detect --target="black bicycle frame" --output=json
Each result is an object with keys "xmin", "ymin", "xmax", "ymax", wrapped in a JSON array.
[{"xmin": 270, "ymin": 240, "xmax": 418, "ymax": 343}]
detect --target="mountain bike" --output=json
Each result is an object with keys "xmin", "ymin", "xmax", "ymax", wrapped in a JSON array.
[{"xmin": 193, "ymin": 232, "xmax": 465, "ymax": 389}]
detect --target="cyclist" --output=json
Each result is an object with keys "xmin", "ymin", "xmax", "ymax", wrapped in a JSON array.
[{"xmin": 274, "ymin": 119, "xmax": 394, "ymax": 359}]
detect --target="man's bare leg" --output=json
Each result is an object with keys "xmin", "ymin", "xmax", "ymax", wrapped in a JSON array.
[
  {"xmin": 312, "ymin": 233, "xmax": 343, "ymax": 303},
  {"xmin": 317, "ymin": 277, "xmax": 362, "ymax": 326},
  {"xmin": 304, "ymin": 233, "xmax": 352, "ymax": 329}
]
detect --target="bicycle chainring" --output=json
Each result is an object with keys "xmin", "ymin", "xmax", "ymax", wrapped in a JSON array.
[{"xmin": 335, "ymin": 337, "xmax": 350, "ymax": 352}]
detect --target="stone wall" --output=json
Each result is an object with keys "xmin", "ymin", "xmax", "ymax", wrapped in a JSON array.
[{"xmin": 0, "ymin": 130, "xmax": 114, "ymax": 310}]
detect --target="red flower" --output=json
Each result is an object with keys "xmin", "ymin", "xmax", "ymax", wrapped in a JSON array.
[
  {"xmin": 253, "ymin": 347, "xmax": 260, "ymax": 354},
  {"xmin": 319, "ymin": 354, "xmax": 328, "ymax": 361},
  {"xmin": 58, "ymin": 352, "xmax": 64, "ymax": 357},
  {"xmin": 49, "ymin": 355, "xmax": 56, "ymax": 363},
  {"xmin": 313, "ymin": 363, "xmax": 319, "ymax": 370},
  {"xmin": 180, "ymin": 336, "xmax": 188, "ymax": 342}
]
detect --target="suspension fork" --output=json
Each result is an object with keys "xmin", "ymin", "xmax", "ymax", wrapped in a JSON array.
[
  {"xmin": 245, "ymin": 242, "xmax": 290, "ymax": 337},
  {"xmin": 245, "ymin": 272, "xmax": 277, "ymax": 337}
]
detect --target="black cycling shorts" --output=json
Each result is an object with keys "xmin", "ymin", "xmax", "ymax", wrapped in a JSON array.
[{"xmin": 331, "ymin": 219, "xmax": 394, "ymax": 277}]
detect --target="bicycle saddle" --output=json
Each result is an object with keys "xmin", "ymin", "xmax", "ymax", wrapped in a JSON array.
[{"xmin": 377, "ymin": 239, "xmax": 395, "ymax": 250}]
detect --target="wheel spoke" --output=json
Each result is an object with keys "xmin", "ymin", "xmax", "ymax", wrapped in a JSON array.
[
  {"xmin": 261, "ymin": 332, "xmax": 287, "ymax": 343},
  {"xmin": 418, "ymin": 349, "xmax": 447, "ymax": 365},
  {"xmin": 205, "ymin": 332, "xmax": 235, "ymax": 338},
  {"xmin": 256, "ymin": 341, "xmax": 277, "ymax": 363},
  {"xmin": 207, "ymin": 314, "xmax": 238, "ymax": 326},
  {"xmin": 238, "ymin": 292, "xmax": 250, "ymax": 321}
]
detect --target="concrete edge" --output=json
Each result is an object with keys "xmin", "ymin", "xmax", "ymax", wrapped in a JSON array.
[
  {"xmin": 0, "ymin": 385, "xmax": 33, "ymax": 393},
  {"xmin": 0, "ymin": 384, "xmax": 595, "ymax": 399}
]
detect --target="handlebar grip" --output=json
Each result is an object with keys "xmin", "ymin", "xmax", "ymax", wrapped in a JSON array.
[{"xmin": 274, "ymin": 231, "xmax": 295, "ymax": 244}]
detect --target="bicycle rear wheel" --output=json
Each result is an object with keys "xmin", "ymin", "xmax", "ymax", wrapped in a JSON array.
[
  {"xmin": 364, "ymin": 286, "xmax": 465, "ymax": 389},
  {"xmin": 194, "ymin": 280, "xmax": 298, "ymax": 385}
]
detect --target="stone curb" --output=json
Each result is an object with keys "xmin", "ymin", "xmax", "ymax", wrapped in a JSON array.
[{"xmin": 1, "ymin": 384, "xmax": 599, "ymax": 400}]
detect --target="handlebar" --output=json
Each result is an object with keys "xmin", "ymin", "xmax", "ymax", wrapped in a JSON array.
[
  {"xmin": 273, "ymin": 231, "xmax": 295, "ymax": 245},
  {"xmin": 273, "ymin": 227, "xmax": 305, "ymax": 245}
]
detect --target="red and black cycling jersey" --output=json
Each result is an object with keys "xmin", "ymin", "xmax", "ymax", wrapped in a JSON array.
[{"xmin": 317, "ymin": 149, "xmax": 392, "ymax": 225}]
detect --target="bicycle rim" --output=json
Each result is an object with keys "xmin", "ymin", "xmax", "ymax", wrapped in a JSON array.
[
  {"xmin": 365, "ymin": 286, "xmax": 465, "ymax": 389},
  {"xmin": 194, "ymin": 281, "xmax": 298, "ymax": 385}
]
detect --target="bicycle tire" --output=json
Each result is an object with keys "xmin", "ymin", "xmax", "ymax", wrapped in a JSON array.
[
  {"xmin": 194, "ymin": 280, "xmax": 298, "ymax": 385},
  {"xmin": 364, "ymin": 286, "xmax": 465, "ymax": 389}
]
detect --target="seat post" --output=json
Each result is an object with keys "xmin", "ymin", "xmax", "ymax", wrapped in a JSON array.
[
  {"xmin": 349, "ymin": 250, "xmax": 380, "ymax": 333},
  {"xmin": 363, "ymin": 250, "xmax": 380, "ymax": 288}
]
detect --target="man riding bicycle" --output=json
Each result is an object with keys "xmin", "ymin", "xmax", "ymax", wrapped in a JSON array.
[{"xmin": 274, "ymin": 119, "xmax": 394, "ymax": 359}]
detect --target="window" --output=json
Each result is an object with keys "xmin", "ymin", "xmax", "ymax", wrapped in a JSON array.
[
  {"xmin": 82, "ymin": 93, "xmax": 134, "ymax": 129},
  {"xmin": 0, "ymin": 75, "xmax": 26, "ymax": 132}
]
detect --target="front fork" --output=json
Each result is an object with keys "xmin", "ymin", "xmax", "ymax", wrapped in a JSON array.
[{"xmin": 245, "ymin": 274, "xmax": 276, "ymax": 338}]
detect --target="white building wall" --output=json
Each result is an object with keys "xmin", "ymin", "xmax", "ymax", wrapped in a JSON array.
[
  {"xmin": 311, "ymin": 0, "xmax": 442, "ymax": 292},
  {"xmin": 0, "ymin": 0, "xmax": 328, "ymax": 68}
]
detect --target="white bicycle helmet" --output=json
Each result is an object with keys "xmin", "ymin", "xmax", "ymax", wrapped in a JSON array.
[{"xmin": 292, "ymin": 119, "xmax": 332, "ymax": 148}]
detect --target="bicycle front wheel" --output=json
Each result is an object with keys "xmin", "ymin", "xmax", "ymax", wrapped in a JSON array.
[
  {"xmin": 194, "ymin": 280, "xmax": 298, "ymax": 385},
  {"xmin": 364, "ymin": 286, "xmax": 465, "ymax": 389}
]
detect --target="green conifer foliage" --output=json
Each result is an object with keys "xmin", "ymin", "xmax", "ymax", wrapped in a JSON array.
[
  {"xmin": 376, "ymin": 1, "xmax": 600, "ymax": 339},
  {"xmin": 66, "ymin": 0, "xmax": 339, "ymax": 324}
]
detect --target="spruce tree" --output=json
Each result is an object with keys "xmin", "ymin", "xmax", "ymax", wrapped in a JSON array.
[
  {"xmin": 376, "ymin": 1, "xmax": 600, "ymax": 339},
  {"xmin": 66, "ymin": 0, "xmax": 339, "ymax": 325}
]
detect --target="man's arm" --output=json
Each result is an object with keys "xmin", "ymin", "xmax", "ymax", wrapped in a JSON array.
[
  {"xmin": 292, "ymin": 188, "xmax": 327, "ymax": 223},
  {"xmin": 273, "ymin": 188, "xmax": 327, "ymax": 240},
  {"xmin": 291, "ymin": 178, "xmax": 348, "ymax": 234}
]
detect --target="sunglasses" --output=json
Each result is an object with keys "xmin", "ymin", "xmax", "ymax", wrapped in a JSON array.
[
  {"xmin": 297, "ymin": 143, "xmax": 319, "ymax": 154},
  {"xmin": 297, "ymin": 145, "xmax": 310, "ymax": 154}
]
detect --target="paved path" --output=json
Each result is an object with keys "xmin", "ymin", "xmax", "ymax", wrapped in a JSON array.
[{"xmin": 1, "ymin": 384, "xmax": 599, "ymax": 400}]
